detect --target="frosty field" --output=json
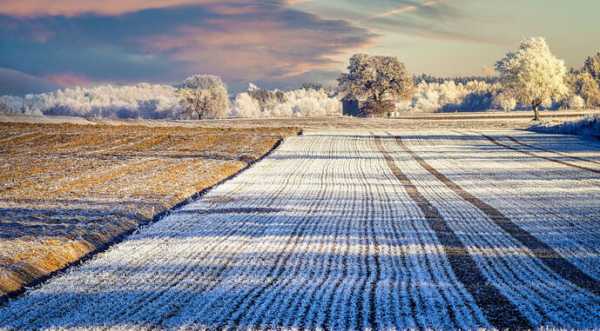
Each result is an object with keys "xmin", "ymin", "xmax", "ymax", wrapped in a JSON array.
[
  {"xmin": 0, "ymin": 123, "xmax": 298, "ymax": 298},
  {"xmin": 0, "ymin": 126, "xmax": 599, "ymax": 330}
]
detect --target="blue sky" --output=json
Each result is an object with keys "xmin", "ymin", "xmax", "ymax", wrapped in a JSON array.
[{"xmin": 0, "ymin": 0, "xmax": 599, "ymax": 94}]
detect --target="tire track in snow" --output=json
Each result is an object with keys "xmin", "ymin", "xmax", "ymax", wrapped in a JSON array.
[
  {"xmin": 506, "ymin": 135, "xmax": 600, "ymax": 167},
  {"xmin": 374, "ymin": 136, "xmax": 531, "ymax": 330},
  {"xmin": 393, "ymin": 135, "xmax": 600, "ymax": 297},
  {"xmin": 482, "ymin": 134, "xmax": 600, "ymax": 176},
  {"xmin": 399, "ymin": 132, "xmax": 600, "ymax": 327},
  {"xmin": 435, "ymin": 132, "xmax": 600, "ymax": 275}
]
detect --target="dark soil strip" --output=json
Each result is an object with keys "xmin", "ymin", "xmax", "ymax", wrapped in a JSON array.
[
  {"xmin": 374, "ymin": 137, "xmax": 531, "ymax": 330},
  {"xmin": 367, "ymin": 190, "xmax": 382, "ymax": 331},
  {"xmin": 366, "ymin": 133, "xmax": 382, "ymax": 331},
  {"xmin": 482, "ymin": 134, "xmax": 600, "ymax": 175},
  {"xmin": 394, "ymin": 135, "xmax": 600, "ymax": 299},
  {"xmin": 505, "ymin": 135, "xmax": 600, "ymax": 167}
]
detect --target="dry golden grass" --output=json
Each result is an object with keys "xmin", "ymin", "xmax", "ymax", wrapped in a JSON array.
[{"xmin": 0, "ymin": 122, "xmax": 299, "ymax": 297}]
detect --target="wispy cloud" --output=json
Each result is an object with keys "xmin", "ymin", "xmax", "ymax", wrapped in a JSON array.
[
  {"xmin": 369, "ymin": 0, "xmax": 446, "ymax": 19},
  {"xmin": 0, "ymin": 0, "xmax": 221, "ymax": 17}
]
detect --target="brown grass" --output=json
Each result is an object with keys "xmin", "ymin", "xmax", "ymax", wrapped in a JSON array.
[{"xmin": 0, "ymin": 122, "xmax": 299, "ymax": 297}]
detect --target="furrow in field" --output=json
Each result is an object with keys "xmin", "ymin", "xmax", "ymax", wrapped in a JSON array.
[
  {"xmin": 390, "ymin": 133, "xmax": 600, "ymax": 328},
  {"xmin": 253, "ymin": 137, "xmax": 345, "ymax": 330}
]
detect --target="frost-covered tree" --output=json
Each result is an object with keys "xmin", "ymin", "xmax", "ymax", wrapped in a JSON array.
[
  {"xmin": 493, "ymin": 92, "xmax": 517, "ymax": 112},
  {"xmin": 232, "ymin": 84, "xmax": 340, "ymax": 118},
  {"xmin": 568, "ymin": 53, "xmax": 600, "ymax": 108},
  {"xmin": 495, "ymin": 37, "xmax": 569, "ymax": 120},
  {"xmin": 0, "ymin": 95, "xmax": 43, "ymax": 116},
  {"xmin": 583, "ymin": 52, "xmax": 600, "ymax": 82},
  {"xmin": 178, "ymin": 75, "xmax": 229, "ymax": 119},
  {"xmin": 404, "ymin": 80, "xmax": 499, "ymax": 112},
  {"xmin": 232, "ymin": 92, "xmax": 262, "ymax": 118},
  {"xmin": 338, "ymin": 54, "xmax": 413, "ymax": 116},
  {"xmin": 567, "ymin": 95, "xmax": 586, "ymax": 110},
  {"xmin": 574, "ymin": 72, "xmax": 600, "ymax": 108}
]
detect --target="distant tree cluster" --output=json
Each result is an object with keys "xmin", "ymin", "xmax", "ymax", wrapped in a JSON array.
[
  {"xmin": 0, "ymin": 75, "xmax": 341, "ymax": 120},
  {"xmin": 232, "ymin": 83, "xmax": 341, "ymax": 118},
  {"xmin": 0, "ymin": 83, "xmax": 183, "ymax": 119},
  {"xmin": 2, "ymin": 38, "xmax": 599, "ymax": 121},
  {"xmin": 567, "ymin": 53, "xmax": 600, "ymax": 109},
  {"xmin": 398, "ymin": 80, "xmax": 500, "ymax": 113}
]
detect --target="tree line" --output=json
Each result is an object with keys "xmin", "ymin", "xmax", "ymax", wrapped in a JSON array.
[{"xmin": 337, "ymin": 37, "xmax": 600, "ymax": 119}]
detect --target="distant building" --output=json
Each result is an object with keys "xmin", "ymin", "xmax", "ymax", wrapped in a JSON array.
[{"xmin": 342, "ymin": 98, "xmax": 360, "ymax": 116}]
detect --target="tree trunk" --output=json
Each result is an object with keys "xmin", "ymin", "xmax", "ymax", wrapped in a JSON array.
[{"xmin": 532, "ymin": 103, "xmax": 540, "ymax": 121}]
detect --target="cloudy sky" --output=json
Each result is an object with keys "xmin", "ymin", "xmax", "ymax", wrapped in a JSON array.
[{"xmin": 1, "ymin": 0, "xmax": 599, "ymax": 94}]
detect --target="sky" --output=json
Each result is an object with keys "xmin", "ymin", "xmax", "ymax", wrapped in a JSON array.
[{"xmin": 1, "ymin": 0, "xmax": 599, "ymax": 94}]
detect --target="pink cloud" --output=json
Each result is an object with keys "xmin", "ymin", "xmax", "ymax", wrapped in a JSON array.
[
  {"xmin": 45, "ymin": 73, "xmax": 92, "ymax": 87},
  {"xmin": 142, "ymin": 17, "xmax": 374, "ymax": 81},
  {"xmin": 0, "ymin": 0, "xmax": 246, "ymax": 17}
]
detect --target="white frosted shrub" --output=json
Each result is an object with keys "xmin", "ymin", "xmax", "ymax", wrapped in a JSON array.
[
  {"xmin": 401, "ymin": 80, "xmax": 499, "ymax": 112},
  {"xmin": 567, "ymin": 95, "xmax": 586, "ymax": 110},
  {"xmin": 232, "ymin": 92, "xmax": 263, "ymax": 118},
  {"xmin": 493, "ymin": 93, "xmax": 517, "ymax": 112},
  {"xmin": 231, "ymin": 85, "xmax": 341, "ymax": 118}
]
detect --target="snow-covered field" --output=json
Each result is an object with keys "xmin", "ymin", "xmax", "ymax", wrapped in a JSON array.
[{"xmin": 1, "ymin": 129, "xmax": 598, "ymax": 329}]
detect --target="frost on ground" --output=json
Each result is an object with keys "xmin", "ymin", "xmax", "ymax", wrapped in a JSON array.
[
  {"xmin": 0, "ymin": 129, "xmax": 598, "ymax": 330},
  {"xmin": 531, "ymin": 114, "xmax": 600, "ymax": 137},
  {"xmin": 0, "ymin": 122, "xmax": 299, "ymax": 298}
]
